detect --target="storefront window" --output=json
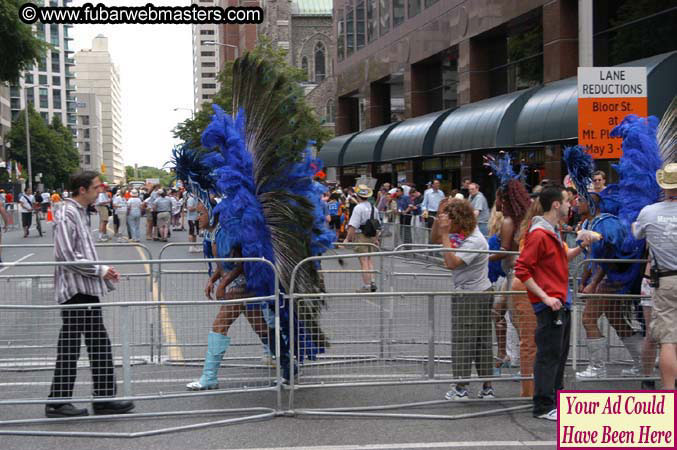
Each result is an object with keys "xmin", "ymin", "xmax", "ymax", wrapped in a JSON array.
[
  {"xmin": 379, "ymin": 0, "xmax": 390, "ymax": 36},
  {"xmin": 393, "ymin": 0, "xmax": 404, "ymax": 27},
  {"xmin": 356, "ymin": 1, "xmax": 366, "ymax": 49}
]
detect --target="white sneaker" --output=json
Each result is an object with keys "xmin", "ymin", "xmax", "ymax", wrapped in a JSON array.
[
  {"xmin": 536, "ymin": 409, "xmax": 557, "ymax": 421},
  {"xmin": 116, "ymin": 237, "xmax": 127, "ymax": 243},
  {"xmin": 576, "ymin": 365, "xmax": 607, "ymax": 379},
  {"xmin": 621, "ymin": 367, "xmax": 641, "ymax": 377},
  {"xmin": 261, "ymin": 354, "xmax": 276, "ymax": 367}
]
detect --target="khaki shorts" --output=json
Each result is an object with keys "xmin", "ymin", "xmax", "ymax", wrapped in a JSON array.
[
  {"xmin": 354, "ymin": 233, "xmax": 378, "ymax": 254},
  {"xmin": 97, "ymin": 205, "xmax": 109, "ymax": 221},
  {"xmin": 157, "ymin": 211, "xmax": 171, "ymax": 228},
  {"xmin": 650, "ymin": 275, "xmax": 677, "ymax": 344}
]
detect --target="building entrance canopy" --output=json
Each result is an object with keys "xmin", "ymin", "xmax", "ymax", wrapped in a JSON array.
[{"xmin": 320, "ymin": 51, "xmax": 677, "ymax": 168}]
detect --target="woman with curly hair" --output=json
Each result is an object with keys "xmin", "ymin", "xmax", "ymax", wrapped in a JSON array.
[
  {"xmin": 509, "ymin": 196, "xmax": 544, "ymax": 397},
  {"xmin": 488, "ymin": 180, "xmax": 531, "ymax": 373},
  {"xmin": 436, "ymin": 198, "xmax": 495, "ymax": 400}
]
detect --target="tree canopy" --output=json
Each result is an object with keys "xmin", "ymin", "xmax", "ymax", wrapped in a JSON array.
[
  {"xmin": 173, "ymin": 37, "xmax": 332, "ymax": 153},
  {"xmin": 6, "ymin": 106, "xmax": 80, "ymax": 189},
  {"xmin": 125, "ymin": 165, "xmax": 174, "ymax": 187},
  {"xmin": 0, "ymin": 0, "xmax": 48, "ymax": 83}
]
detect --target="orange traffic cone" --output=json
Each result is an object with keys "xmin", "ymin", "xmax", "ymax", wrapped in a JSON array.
[{"xmin": 47, "ymin": 207, "xmax": 53, "ymax": 222}]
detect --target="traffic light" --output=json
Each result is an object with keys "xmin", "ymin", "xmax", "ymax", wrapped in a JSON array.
[{"xmin": 101, "ymin": 163, "xmax": 106, "ymax": 173}]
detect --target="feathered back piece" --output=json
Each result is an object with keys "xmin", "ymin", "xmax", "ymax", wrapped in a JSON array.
[
  {"xmin": 168, "ymin": 144, "xmax": 215, "ymax": 221},
  {"xmin": 563, "ymin": 145, "xmax": 597, "ymax": 214},
  {"xmin": 657, "ymin": 96, "xmax": 677, "ymax": 164},
  {"xmin": 483, "ymin": 152, "xmax": 528, "ymax": 189}
]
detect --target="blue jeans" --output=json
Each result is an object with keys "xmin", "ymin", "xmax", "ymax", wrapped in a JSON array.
[
  {"xmin": 127, "ymin": 215, "xmax": 141, "ymax": 241},
  {"xmin": 478, "ymin": 222, "xmax": 489, "ymax": 236}
]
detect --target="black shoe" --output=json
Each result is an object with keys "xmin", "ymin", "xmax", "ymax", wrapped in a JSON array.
[
  {"xmin": 370, "ymin": 282, "xmax": 377, "ymax": 292},
  {"xmin": 45, "ymin": 403, "xmax": 89, "ymax": 418},
  {"xmin": 641, "ymin": 380, "xmax": 656, "ymax": 390},
  {"xmin": 92, "ymin": 400, "xmax": 135, "ymax": 415}
]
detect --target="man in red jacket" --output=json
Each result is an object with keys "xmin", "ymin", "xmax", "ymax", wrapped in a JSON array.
[{"xmin": 515, "ymin": 186, "xmax": 587, "ymax": 421}]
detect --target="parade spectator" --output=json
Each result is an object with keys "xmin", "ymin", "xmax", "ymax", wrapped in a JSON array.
[
  {"xmin": 19, "ymin": 187, "xmax": 34, "ymax": 238},
  {"xmin": 638, "ymin": 263, "xmax": 658, "ymax": 390},
  {"xmin": 95, "ymin": 185, "xmax": 111, "ymax": 242},
  {"xmin": 592, "ymin": 170, "xmax": 606, "ymax": 193},
  {"xmin": 633, "ymin": 163, "xmax": 677, "ymax": 390},
  {"xmin": 409, "ymin": 188, "xmax": 423, "ymax": 233},
  {"xmin": 126, "ymin": 189, "xmax": 142, "ymax": 242},
  {"xmin": 327, "ymin": 191, "xmax": 342, "ymax": 241},
  {"xmin": 436, "ymin": 198, "xmax": 495, "ymax": 400},
  {"xmin": 0, "ymin": 196, "xmax": 12, "ymax": 262},
  {"xmin": 5, "ymin": 191, "xmax": 13, "ymax": 209},
  {"xmin": 345, "ymin": 185, "xmax": 381, "ymax": 292},
  {"xmin": 185, "ymin": 192, "xmax": 200, "ymax": 252},
  {"xmin": 46, "ymin": 170, "xmax": 134, "ymax": 418},
  {"xmin": 396, "ymin": 186, "xmax": 412, "ymax": 244},
  {"xmin": 41, "ymin": 190, "xmax": 50, "ymax": 217},
  {"xmin": 468, "ymin": 183, "xmax": 490, "ymax": 236},
  {"xmin": 460, "ymin": 177, "xmax": 471, "ymax": 198},
  {"xmin": 34, "ymin": 191, "xmax": 43, "ymax": 219},
  {"xmin": 514, "ymin": 186, "xmax": 587, "ymax": 421},
  {"xmin": 422, "ymin": 180, "xmax": 445, "ymax": 228},
  {"xmin": 112, "ymin": 189, "xmax": 128, "ymax": 243},
  {"xmin": 154, "ymin": 189, "xmax": 172, "ymax": 242}
]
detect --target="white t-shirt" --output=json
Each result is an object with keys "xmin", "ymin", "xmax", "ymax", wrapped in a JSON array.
[
  {"xmin": 451, "ymin": 227, "xmax": 491, "ymax": 291},
  {"xmin": 127, "ymin": 197, "xmax": 142, "ymax": 216},
  {"xmin": 113, "ymin": 195, "xmax": 127, "ymax": 213},
  {"xmin": 19, "ymin": 193, "xmax": 34, "ymax": 213},
  {"xmin": 348, "ymin": 201, "xmax": 380, "ymax": 233},
  {"xmin": 170, "ymin": 196, "xmax": 180, "ymax": 215},
  {"xmin": 95, "ymin": 192, "xmax": 110, "ymax": 207},
  {"xmin": 41, "ymin": 192, "xmax": 50, "ymax": 203},
  {"xmin": 186, "ymin": 196, "xmax": 198, "ymax": 221}
]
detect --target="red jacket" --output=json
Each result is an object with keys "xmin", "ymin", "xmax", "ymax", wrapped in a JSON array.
[{"xmin": 515, "ymin": 217, "xmax": 569, "ymax": 305}]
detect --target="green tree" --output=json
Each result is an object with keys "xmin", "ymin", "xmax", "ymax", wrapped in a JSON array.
[
  {"xmin": 173, "ymin": 37, "xmax": 332, "ymax": 152},
  {"xmin": 6, "ymin": 105, "xmax": 79, "ymax": 189},
  {"xmin": 126, "ymin": 165, "xmax": 174, "ymax": 187},
  {"xmin": 0, "ymin": 0, "xmax": 48, "ymax": 83}
]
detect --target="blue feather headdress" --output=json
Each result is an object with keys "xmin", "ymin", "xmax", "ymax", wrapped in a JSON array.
[
  {"xmin": 563, "ymin": 145, "xmax": 597, "ymax": 214},
  {"xmin": 168, "ymin": 143, "xmax": 216, "ymax": 223},
  {"xmin": 483, "ymin": 152, "xmax": 528, "ymax": 189}
]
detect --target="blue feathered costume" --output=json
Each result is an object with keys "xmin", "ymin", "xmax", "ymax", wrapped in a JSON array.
[{"xmin": 171, "ymin": 53, "xmax": 335, "ymax": 387}]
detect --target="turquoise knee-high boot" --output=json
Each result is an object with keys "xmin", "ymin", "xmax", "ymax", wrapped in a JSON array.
[{"xmin": 186, "ymin": 332, "xmax": 231, "ymax": 390}]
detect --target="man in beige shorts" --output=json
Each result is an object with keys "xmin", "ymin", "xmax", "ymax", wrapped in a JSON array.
[
  {"xmin": 633, "ymin": 163, "xmax": 677, "ymax": 389},
  {"xmin": 344, "ymin": 185, "xmax": 380, "ymax": 292}
]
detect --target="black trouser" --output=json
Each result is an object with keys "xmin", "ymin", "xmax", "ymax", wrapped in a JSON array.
[
  {"xmin": 533, "ymin": 307, "xmax": 571, "ymax": 416},
  {"xmin": 21, "ymin": 212, "xmax": 32, "ymax": 229},
  {"xmin": 400, "ymin": 214, "xmax": 412, "ymax": 244},
  {"xmin": 425, "ymin": 211, "xmax": 437, "ymax": 229},
  {"xmin": 48, "ymin": 294, "xmax": 116, "ymax": 402}
]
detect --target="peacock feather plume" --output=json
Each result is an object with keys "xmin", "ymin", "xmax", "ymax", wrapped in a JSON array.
[
  {"xmin": 657, "ymin": 96, "xmax": 677, "ymax": 165},
  {"xmin": 168, "ymin": 144, "xmax": 216, "ymax": 222},
  {"xmin": 483, "ymin": 152, "xmax": 528, "ymax": 189},
  {"xmin": 563, "ymin": 145, "xmax": 597, "ymax": 214}
]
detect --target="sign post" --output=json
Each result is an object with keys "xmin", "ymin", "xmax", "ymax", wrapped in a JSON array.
[{"xmin": 577, "ymin": 67, "xmax": 647, "ymax": 159}]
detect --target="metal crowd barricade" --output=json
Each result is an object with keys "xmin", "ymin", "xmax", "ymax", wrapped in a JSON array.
[
  {"xmin": 286, "ymin": 247, "xmax": 533, "ymax": 419},
  {"xmin": 0, "ymin": 257, "xmax": 281, "ymax": 437},
  {"xmin": 570, "ymin": 257, "xmax": 657, "ymax": 386}
]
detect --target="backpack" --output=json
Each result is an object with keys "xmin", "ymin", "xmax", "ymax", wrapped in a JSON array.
[{"xmin": 360, "ymin": 203, "xmax": 381, "ymax": 237}]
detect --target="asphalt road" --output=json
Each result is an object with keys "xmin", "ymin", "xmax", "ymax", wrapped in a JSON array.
[{"xmin": 0, "ymin": 214, "xmax": 645, "ymax": 449}]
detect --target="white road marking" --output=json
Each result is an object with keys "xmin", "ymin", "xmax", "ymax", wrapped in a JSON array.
[
  {"xmin": 0, "ymin": 253, "xmax": 35, "ymax": 274},
  {"xmin": 220, "ymin": 442, "xmax": 557, "ymax": 450}
]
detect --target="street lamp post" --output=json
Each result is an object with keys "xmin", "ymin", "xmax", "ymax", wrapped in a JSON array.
[
  {"xmin": 24, "ymin": 87, "xmax": 32, "ymax": 191},
  {"xmin": 204, "ymin": 40, "xmax": 239, "ymax": 60}
]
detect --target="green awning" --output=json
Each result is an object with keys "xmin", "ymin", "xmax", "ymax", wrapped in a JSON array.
[
  {"xmin": 380, "ymin": 109, "xmax": 453, "ymax": 161},
  {"xmin": 342, "ymin": 122, "xmax": 400, "ymax": 166},
  {"xmin": 432, "ymin": 88, "xmax": 536, "ymax": 155},
  {"xmin": 318, "ymin": 132, "xmax": 359, "ymax": 168}
]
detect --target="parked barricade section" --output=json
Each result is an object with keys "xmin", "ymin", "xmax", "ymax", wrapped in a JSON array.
[
  {"xmin": 0, "ymin": 258, "xmax": 282, "ymax": 409},
  {"xmin": 315, "ymin": 242, "xmax": 383, "ymax": 294},
  {"xmin": 570, "ymin": 258, "xmax": 655, "ymax": 384}
]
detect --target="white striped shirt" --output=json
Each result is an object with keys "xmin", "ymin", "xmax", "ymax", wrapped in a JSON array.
[{"xmin": 54, "ymin": 198, "xmax": 114, "ymax": 304}]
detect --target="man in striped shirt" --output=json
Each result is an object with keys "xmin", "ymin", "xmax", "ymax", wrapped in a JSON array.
[{"xmin": 46, "ymin": 171, "xmax": 135, "ymax": 418}]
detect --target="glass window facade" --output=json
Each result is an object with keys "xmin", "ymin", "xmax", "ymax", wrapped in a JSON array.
[
  {"xmin": 52, "ymin": 75, "xmax": 60, "ymax": 85},
  {"xmin": 26, "ymin": 87, "xmax": 35, "ymax": 106},
  {"xmin": 367, "ymin": 0, "xmax": 377, "ymax": 43},
  {"xmin": 50, "ymin": 24, "xmax": 59, "ymax": 45},
  {"xmin": 393, "ymin": 0, "xmax": 404, "ymax": 27},
  {"xmin": 39, "ymin": 88, "xmax": 49, "ymax": 108},
  {"xmin": 356, "ymin": 1, "xmax": 366, "ymax": 49},
  {"xmin": 39, "ymin": 74, "xmax": 47, "ymax": 85},
  {"xmin": 25, "ymin": 73, "xmax": 34, "ymax": 84},
  {"xmin": 346, "ymin": 9, "xmax": 355, "ymax": 57},
  {"xmin": 379, "ymin": 0, "xmax": 390, "ymax": 36},
  {"xmin": 337, "ymin": 9, "xmax": 345, "ymax": 61},
  {"xmin": 593, "ymin": 0, "xmax": 677, "ymax": 66},
  {"xmin": 315, "ymin": 43, "xmax": 326, "ymax": 81},
  {"xmin": 408, "ymin": 0, "xmax": 421, "ymax": 19},
  {"xmin": 53, "ymin": 89, "xmax": 61, "ymax": 109}
]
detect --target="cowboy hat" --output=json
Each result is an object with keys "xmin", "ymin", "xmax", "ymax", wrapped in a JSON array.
[
  {"xmin": 355, "ymin": 184, "xmax": 373, "ymax": 198},
  {"xmin": 657, "ymin": 163, "xmax": 677, "ymax": 189}
]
